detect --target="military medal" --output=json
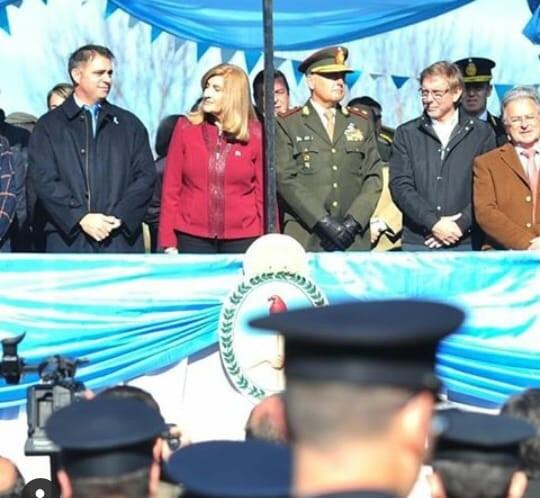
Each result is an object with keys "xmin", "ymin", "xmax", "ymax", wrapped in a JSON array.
[{"xmin": 344, "ymin": 123, "xmax": 364, "ymax": 141}]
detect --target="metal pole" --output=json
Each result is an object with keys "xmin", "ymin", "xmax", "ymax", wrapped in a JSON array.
[{"xmin": 262, "ymin": 0, "xmax": 277, "ymax": 233}]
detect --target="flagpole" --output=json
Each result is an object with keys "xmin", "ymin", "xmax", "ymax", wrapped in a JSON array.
[{"xmin": 262, "ymin": 0, "xmax": 277, "ymax": 233}]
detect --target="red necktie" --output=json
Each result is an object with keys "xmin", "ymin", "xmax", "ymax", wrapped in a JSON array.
[{"xmin": 523, "ymin": 148, "xmax": 539, "ymax": 224}]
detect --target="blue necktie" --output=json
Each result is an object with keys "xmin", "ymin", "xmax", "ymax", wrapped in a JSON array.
[{"xmin": 85, "ymin": 104, "xmax": 101, "ymax": 136}]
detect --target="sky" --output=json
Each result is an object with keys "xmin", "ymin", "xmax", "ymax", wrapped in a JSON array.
[{"xmin": 0, "ymin": 0, "xmax": 538, "ymax": 137}]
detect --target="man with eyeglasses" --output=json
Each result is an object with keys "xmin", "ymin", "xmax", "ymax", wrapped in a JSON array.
[
  {"xmin": 474, "ymin": 86, "xmax": 540, "ymax": 250},
  {"xmin": 455, "ymin": 57, "xmax": 507, "ymax": 146},
  {"xmin": 275, "ymin": 46, "xmax": 382, "ymax": 252},
  {"xmin": 390, "ymin": 60, "xmax": 496, "ymax": 251}
]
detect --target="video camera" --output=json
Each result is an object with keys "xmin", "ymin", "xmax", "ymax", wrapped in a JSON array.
[{"xmin": 0, "ymin": 333, "xmax": 88, "ymax": 455}]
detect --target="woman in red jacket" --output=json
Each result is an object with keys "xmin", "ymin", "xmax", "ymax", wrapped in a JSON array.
[{"xmin": 159, "ymin": 63, "xmax": 265, "ymax": 253}]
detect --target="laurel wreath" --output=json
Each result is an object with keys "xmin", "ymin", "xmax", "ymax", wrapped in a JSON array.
[{"xmin": 219, "ymin": 271, "xmax": 326, "ymax": 402}]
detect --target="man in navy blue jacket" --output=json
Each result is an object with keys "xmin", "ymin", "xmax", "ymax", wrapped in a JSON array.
[
  {"xmin": 28, "ymin": 44, "xmax": 155, "ymax": 253},
  {"xmin": 390, "ymin": 60, "xmax": 496, "ymax": 251}
]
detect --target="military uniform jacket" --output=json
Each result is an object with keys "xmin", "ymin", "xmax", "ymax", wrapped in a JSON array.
[
  {"xmin": 275, "ymin": 101, "xmax": 382, "ymax": 251},
  {"xmin": 389, "ymin": 110, "xmax": 496, "ymax": 247}
]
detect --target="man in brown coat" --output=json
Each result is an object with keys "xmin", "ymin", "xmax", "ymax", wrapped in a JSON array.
[{"xmin": 474, "ymin": 86, "xmax": 540, "ymax": 250}]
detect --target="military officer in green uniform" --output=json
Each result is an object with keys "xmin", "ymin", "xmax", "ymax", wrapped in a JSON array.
[
  {"xmin": 454, "ymin": 57, "xmax": 507, "ymax": 145},
  {"xmin": 275, "ymin": 46, "xmax": 382, "ymax": 252}
]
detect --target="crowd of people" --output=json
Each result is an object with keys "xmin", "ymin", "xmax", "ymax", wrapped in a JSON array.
[
  {"xmin": 1, "ymin": 38, "xmax": 540, "ymax": 498},
  {"xmin": 1, "ymin": 42, "xmax": 539, "ymax": 254},
  {"xmin": 2, "ymin": 300, "xmax": 540, "ymax": 498}
]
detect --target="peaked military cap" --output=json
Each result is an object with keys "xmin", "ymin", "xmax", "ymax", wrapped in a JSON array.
[
  {"xmin": 250, "ymin": 299, "xmax": 465, "ymax": 392},
  {"xmin": 46, "ymin": 397, "xmax": 167, "ymax": 477},
  {"xmin": 298, "ymin": 46, "xmax": 353, "ymax": 74},
  {"xmin": 435, "ymin": 409, "xmax": 536, "ymax": 464},
  {"xmin": 166, "ymin": 440, "xmax": 291, "ymax": 497},
  {"xmin": 454, "ymin": 57, "xmax": 496, "ymax": 83}
]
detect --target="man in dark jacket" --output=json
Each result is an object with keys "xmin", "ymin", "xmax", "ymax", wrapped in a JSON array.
[
  {"xmin": 28, "ymin": 44, "xmax": 155, "ymax": 253},
  {"xmin": 390, "ymin": 60, "xmax": 496, "ymax": 251}
]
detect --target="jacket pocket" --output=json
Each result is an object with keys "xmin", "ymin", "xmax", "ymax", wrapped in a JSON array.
[{"xmin": 293, "ymin": 145, "xmax": 320, "ymax": 175}]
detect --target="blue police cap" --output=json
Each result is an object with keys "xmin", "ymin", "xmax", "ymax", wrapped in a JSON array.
[
  {"xmin": 435, "ymin": 409, "xmax": 536, "ymax": 464},
  {"xmin": 166, "ymin": 440, "xmax": 290, "ymax": 497},
  {"xmin": 46, "ymin": 397, "xmax": 167, "ymax": 477},
  {"xmin": 454, "ymin": 57, "xmax": 496, "ymax": 83},
  {"xmin": 249, "ymin": 299, "xmax": 465, "ymax": 391}
]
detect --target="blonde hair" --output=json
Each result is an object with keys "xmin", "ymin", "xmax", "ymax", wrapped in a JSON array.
[{"xmin": 189, "ymin": 63, "xmax": 256, "ymax": 142}]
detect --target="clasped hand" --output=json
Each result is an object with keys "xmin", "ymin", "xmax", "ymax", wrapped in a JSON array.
[
  {"xmin": 79, "ymin": 213, "xmax": 122, "ymax": 242},
  {"xmin": 425, "ymin": 214, "xmax": 463, "ymax": 249}
]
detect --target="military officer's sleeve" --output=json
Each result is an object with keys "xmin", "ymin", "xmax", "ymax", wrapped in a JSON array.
[
  {"xmin": 344, "ymin": 122, "xmax": 383, "ymax": 229},
  {"xmin": 275, "ymin": 117, "xmax": 327, "ymax": 229}
]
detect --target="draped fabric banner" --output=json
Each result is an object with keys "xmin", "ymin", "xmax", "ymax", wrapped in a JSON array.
[
  {"xmin": 0, "ymin": 0, "xmax": 476, "ymax": 49},
  {"xmin": 0, "ymin": 252, "xmax": 539, "ymax": 408}
]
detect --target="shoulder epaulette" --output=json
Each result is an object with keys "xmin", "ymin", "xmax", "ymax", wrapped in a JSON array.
[
  {"xmin": 347, "ymin": 106, "xmax": 370, "ymax": 120},
  {"xmin": 279, "ymin": 106, "xmax": 302, "ymax": 118},
  {"xmin": 380, "ymin": 126, "xmax": 395, "ymax": 144}
]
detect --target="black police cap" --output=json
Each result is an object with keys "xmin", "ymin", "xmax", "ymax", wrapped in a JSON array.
[
  {"xmin": 249, "ymin": 299, "xmax": 465, "ymax": 391},
  {"xmin": 435, "ymin": 409, "xmax": 536, "ymax": 465},
  {"xmin": 166, "ymin": 440, "xmax": 290, "ymax": 497},
  {"xmin": 454, "ymin": 57, "xmax": 496, "ymax": 83},
  {"xmin": 46, "ymin": 397, "xmax": 167, "ymax": 477}
]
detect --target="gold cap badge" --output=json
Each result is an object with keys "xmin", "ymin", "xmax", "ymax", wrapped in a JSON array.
[
  {"xmin": 335, "ymin": 47, "xmax": 345, "ymax": 65},
  {"xmin": 465, "ymin": 62, "xmax": 477, "ymax": 77}
]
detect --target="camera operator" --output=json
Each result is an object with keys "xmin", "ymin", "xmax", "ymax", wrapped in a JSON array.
[{"xmin": 45, "ymin": 397, "xmax": 166, "ymax": 498}]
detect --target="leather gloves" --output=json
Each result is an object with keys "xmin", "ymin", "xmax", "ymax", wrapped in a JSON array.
[
  {"xmin": 342, "ymin": 215, "xmax": 361, "ymax": 239},
  {"xmin": 314, "ymin": 214, "xmax": 360, "ymax": 251}
]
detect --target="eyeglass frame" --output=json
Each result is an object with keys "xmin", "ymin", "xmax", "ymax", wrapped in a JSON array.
[{"xmin": 418, "ymin": 87, "xmax": 452, "ymax": 101}]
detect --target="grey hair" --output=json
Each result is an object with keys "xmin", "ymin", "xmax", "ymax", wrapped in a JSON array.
[{"xmin": 501, "ymin": 86, "xmax": 540, "ymax": 122}]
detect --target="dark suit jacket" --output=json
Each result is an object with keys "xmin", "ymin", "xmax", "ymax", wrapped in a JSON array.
[{"xmin": 474, "ymin": 142, "xmax": 540, "ymax": 249}]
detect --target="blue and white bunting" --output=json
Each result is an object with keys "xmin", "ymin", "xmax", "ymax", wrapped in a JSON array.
[
  {"xmin": 196, "ymin": 42, "xmax": 211, "ymax": 61},
  {"xmin": 391, "ymin": 75, "xmax": 410, "ymax": 89},
  {"xmin": 244, "ymin": 50, "xmax": 261, "ymax": 74},
  {"xmin": 494, "ymin": 84, "xmax": 514, "ymax": 101},
  {"xmin": 347, "ymin": 70, "xmax": 363, "ymax": 89}
]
